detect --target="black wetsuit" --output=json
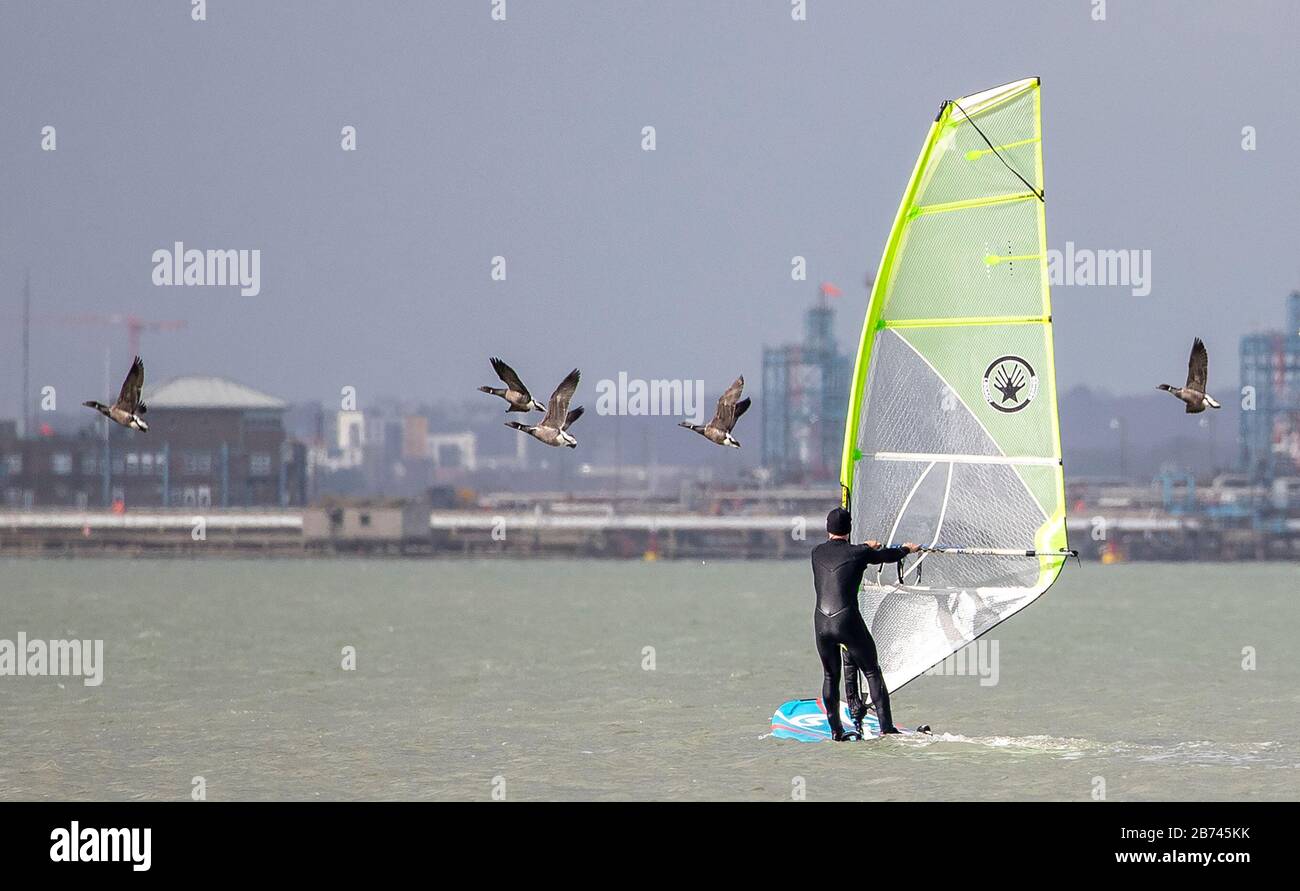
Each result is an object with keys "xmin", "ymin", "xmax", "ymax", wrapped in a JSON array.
[{"xmin": 811, "ymin": 538, "xmax": 909, "ymax": 738}]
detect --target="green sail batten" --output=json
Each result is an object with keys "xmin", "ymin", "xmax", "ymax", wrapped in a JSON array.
[
  {"xmin": 909, "ymin": 190, "xmax": 1039, "ymax": 219},
  {"xmin": 881, "ymin": 315, "xmax": 1049, "ymax": 330}
]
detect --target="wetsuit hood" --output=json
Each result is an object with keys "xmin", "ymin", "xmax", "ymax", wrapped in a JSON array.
[{"xmin": 826, "ymin": 507, "xmax": 852, "ymax": 536}]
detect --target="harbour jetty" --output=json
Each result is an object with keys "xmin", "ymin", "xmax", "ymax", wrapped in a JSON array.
[{"xmin": 2, "ymin": 479, "xmax": 1298, "ymax": 560}]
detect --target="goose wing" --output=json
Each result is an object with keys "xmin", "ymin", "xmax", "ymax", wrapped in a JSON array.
[
  {"xmin": 541, "ymin": 368, "xmax": 580, "ymax": 428},
  {"xmin": 116, "ymin": 356, "xmax": 145, "ymax": 413},
  {"xmin": 731, "ymin": 397, "xmax": 751, "ymax": 425},
  {"xmin": 711, "ymin": 376, "xmax": 745, "ymax": 431},
  {"xmin": 563, "ymin": 405, "xmax": 584, "ymax": 430},
  {"xmin": 1185, "ymin": 338, "xmax": 1208, "ymax": 394},
  {"xmin": 490, "ymin": 357, "xmax": 531, "ymax": 398}
]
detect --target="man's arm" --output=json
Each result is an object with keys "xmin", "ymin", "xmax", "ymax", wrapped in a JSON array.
[{"xmin": 854, "ymin": 541, "xmax": 920, "ymax": 566}]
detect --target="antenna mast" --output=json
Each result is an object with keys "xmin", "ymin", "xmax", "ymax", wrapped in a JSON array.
[{"xmin": 21, "ymin": 271, "xmax": 30, "ymax": 438}]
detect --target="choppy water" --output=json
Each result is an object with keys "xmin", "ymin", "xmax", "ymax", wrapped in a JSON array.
[{"xmin": 1, "ymin": 558, "xmax": 1296, "ymax": 800}]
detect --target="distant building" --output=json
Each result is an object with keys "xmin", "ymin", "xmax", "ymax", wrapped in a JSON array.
[
  {"xmin": 303, "ymin": 501, "xmax": 430, "ymax": 552},
  {"xmin": 402, "ymin": 415, "xmax": 430, "ymax": 460},
  {"xmin": 0, "ymin": 375, "xmax": 305, "ymax": 508},
  {"xmin": 1240, "ymin": 291, "xmax": 1300, "ymax": 479},
  {"xmin": 761, "ymin": 288, "xmax": 852, "ymax": 482},
  {"xmin": 336, "ymin": 410, "xmax": 366, "ymax": 466},
  {"xmin": 476, "ymin": 428, "xmax": 530, "ymax": 472},
  {"xmin": 428, "ymin": 432, "xmax": 476, "ymax": 472},
  {"xmin": 306, "ymin": 410, "xmax": 366, "ymax": 481}
]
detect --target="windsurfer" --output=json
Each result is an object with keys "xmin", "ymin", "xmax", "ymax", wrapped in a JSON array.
[{"xmin": 812, "ymin": 507, "xmax": 920, "ymax": 740}]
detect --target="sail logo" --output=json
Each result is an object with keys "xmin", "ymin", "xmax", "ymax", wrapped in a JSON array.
[{"xmin": 982, "ymin": 356, "xmax": 1037, "ymax": 413}]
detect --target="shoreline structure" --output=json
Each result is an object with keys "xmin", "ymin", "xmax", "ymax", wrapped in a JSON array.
[{"xmin": 2, "ymin": 503, "xmax": 1296, "ymax": 561}]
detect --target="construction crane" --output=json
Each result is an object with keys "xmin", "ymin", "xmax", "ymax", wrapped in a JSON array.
[
  {"xmin": 25, "ymin": 312, "xmax": 187, "ymax": 356},
  {"xmin": 46, "ymin": 312, "xmax": 187, "ymax": 356},
  {"xmin": 10, "ymin": 293, "xmax": 187, "ymax": 434}
]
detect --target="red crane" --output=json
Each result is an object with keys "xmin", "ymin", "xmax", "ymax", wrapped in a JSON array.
[{"xmin": 28, "ymin": 312, "xmax": 187, "ymax": 356}]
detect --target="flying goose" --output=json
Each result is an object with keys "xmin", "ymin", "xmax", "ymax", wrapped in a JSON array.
[
  {"xmin": 1157, "ymin": 338, "xmax": 1221, "ymax": 413},
  {"xmin": 505, "ymin": 368, "xmax": 583, "ymax": 448},
  {"xmin": 478, "ymin": 356, "xmax": 546, "ymax": 413},
  {"xmin": 679, "ymin": 375, "xmax": 750, "ymax": 448},
  {"xmin": 83, "ymin": 355, "xmax": 149, "ymax": 431}
]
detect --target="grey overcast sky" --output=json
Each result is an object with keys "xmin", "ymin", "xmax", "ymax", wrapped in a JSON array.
[{"xmin": 2, "ymin": 0, "xmax": 1297, "ymax": 420}]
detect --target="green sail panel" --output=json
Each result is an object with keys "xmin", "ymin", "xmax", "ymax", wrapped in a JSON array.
[{"xmin": 839, "ymin": 78, "xmax": 1068, "ymax": 698}]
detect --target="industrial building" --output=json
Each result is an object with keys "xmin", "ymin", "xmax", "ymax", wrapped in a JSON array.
[
  {"xmin": 303, "ymin": 500, "xmax": 431, "ymax": 553},
  {"xmin": 1239, "ymin": 291, "xmax": 1300, "ymax": 480},
  {"xmin": 760, "ymin": 286, "xmax": 852, "ymax": 483},
  {"xmin": 0, "ymin": 376, "xmax": 306, "ymax": 508}
]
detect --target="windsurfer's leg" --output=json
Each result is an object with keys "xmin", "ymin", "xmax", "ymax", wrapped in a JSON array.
[
  {"xmin": 843, "ymin": 614, "xmax": 899, "ymax": 734},
  {"xmin": 842, "ymin": 647, "xmax": 867, "ymax": 731},
  {"xmin": 814, "ymin": 614, "xmax": 849, "ymax": 739}
]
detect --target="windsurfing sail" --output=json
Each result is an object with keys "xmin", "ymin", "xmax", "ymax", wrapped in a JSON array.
[{"xmin": 840, "ymin": 77, "xmax": 1071, "ymax": 698}]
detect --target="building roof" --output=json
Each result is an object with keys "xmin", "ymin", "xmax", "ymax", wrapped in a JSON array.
[{"xmin": 145, "ymin": 376, "xmax": 287, "ymax": 410}]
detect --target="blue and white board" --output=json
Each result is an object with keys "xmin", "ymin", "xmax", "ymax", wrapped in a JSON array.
[{"xmin": 770, "ymin": 698, "xmax": 928, "ymax": 741}]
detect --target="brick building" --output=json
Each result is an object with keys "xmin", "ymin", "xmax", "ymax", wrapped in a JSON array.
[{"xmin": 0, "ymin": 376, "xmax": 306, "ymax": 508}]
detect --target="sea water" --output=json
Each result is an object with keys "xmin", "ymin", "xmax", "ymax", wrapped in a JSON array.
[{"xmin": 1, "ymin": 558, "xmax": 1295, "ymax": 800}]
